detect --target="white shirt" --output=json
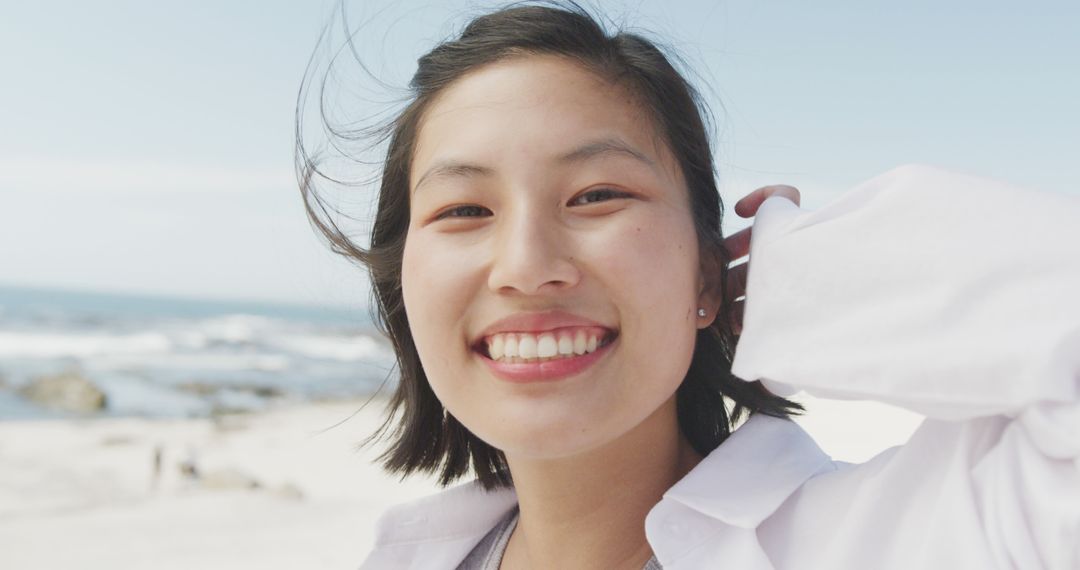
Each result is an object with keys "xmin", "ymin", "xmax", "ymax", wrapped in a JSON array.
[{"xmin": 360, "ymin": 164, "xmax": 1080, "ymax": 569}]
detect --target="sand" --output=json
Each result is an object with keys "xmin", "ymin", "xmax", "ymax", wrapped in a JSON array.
[
  {"xmin": 0, "ymin": 395, "xmax": 922, "ymax": 569},
  {"xmin": 0, "ymin": 396, "xmax": 444, "ymax": 569}
]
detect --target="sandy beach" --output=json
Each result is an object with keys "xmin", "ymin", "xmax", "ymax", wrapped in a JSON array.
[
  {"xmin": 0, "ymin": 395, "xmax": 922, "ymax": 569},
  {"xmin": 0, "ymin": 396, "xmax": 445, "ymax": 570}
]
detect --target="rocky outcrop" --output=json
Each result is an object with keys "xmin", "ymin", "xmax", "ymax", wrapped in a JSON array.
[
  {"xmin": 198, "ymin": 467, "xmax": 262, "ymax": 491},
  {"xmin": 18, "ymin": 370, "xmax": 107, "ymax": 413}
]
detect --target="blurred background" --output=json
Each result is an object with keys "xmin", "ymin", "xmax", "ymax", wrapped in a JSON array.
[{"xmin": 1, "ymin": 0, "xmax": 1077, "ymax": 568}]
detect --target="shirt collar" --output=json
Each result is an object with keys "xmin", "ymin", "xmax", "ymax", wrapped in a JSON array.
[
  {"xmin": 663, "ymin": 412, "xmax": 833, "ymax": 528},
  {"xmin": 374, "ymin": 477, "xmax": 518, "ymax": 546},
  {"xmin": 373, "ymin": 412, "xmax": 830, "ymax": 546}
]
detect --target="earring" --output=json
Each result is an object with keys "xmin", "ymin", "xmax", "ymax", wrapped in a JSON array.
[{"xmin": 697, "ymin": 308, "xmax": 707, "ymax": 318}]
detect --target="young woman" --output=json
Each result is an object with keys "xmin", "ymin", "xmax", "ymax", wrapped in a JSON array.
[{"xmin": 298, "ymin": 4, "xmax": 1079, "ymax": 569}]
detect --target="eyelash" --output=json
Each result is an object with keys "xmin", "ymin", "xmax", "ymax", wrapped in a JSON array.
[
  {"xmin": 570, "ymin": 188, "xmax": 629, "ymax": 205},
  {"xmin": 436, "ymin": 205, "xmax": 489, "ymax": 219},
  {"xmin": 434, "ymin": 188, "xmax": 631, "ymax": 220}
]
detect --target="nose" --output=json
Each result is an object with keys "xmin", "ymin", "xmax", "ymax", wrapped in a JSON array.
[{"xmin": 487, "ymin": 204, "xmax": 581, "ymax": 295}]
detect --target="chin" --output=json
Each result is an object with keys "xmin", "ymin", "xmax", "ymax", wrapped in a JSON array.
[{"xmin": 482, "ymin": 420, "xmax": 620, "ymax": 461}]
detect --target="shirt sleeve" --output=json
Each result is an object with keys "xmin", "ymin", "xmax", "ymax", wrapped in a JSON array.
[{"xmin": 730, "ymin": 164, "xmax": 1080, "ymax": 568}]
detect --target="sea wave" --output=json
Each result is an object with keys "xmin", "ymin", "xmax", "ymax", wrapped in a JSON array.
[
  {"xmin": 0, "ymin": 331, "xmax": 173, "ymax": 358},
  {"xmin": 0, "ymin": 289, "xmax": 393, "ymax": 419}
]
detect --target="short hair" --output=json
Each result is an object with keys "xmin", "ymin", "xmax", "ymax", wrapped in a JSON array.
[{"xmin": 297, "ymin": 1, "xmax": 804, "ymax": 491}]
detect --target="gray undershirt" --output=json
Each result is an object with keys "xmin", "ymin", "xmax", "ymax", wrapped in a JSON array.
[{"xmin": 456, "ymin": 506, "xmax": 663, "ymax": 569}]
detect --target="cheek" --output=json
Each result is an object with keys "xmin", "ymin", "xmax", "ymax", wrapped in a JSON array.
[
  {"xmin": 590, "ymin": 211, "xmax": 700, "ymax": 316},
  {"xmin": 401, "ymin": 232, "xmax": 489, "ymax": 402},
  {"xmin": 592, "ymin": 211, "xmax": 701, "ymax": 376},
  {"xmin": 402, "ymin": 232, "xmax": 480, "ymax": 321},
  {"xmin": 401, "ymin": 235, "xmax": 461, "ymax": 371}
]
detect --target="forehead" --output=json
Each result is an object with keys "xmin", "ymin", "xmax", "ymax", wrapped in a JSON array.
[{"xmin": 410, "ymin": 55, "xmax": 680, "ymax": 189}]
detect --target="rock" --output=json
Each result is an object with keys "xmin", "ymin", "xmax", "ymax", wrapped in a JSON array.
[
  {"xmin": 210, "ymin": 414, "xmax": 250, "ymax": 433},
  {"xmin": 175, "ymin": 381, "xmax": 283, "ymax": 399},
  {"xmin": 100, "ymin": 434, "xmax": 136, "ymax": 446},
  {"xmin": 272, "ymin": 482, "xmax": 305, "ymax": 501},
  {"xmin": 247, "ymin": 385, "xmax": 283, "ymax": 398},
  {"xmin": 175, "ymin": 381, "xmax": 220, "ymax": 396},
  {"xmin": 179, "ymin": 459, "xmax": 200, "ymax": 480},
  {"xmin": 209, "ymin": 403, "xmax": 254, "ymax": 417},
  {"xmin": 199, "ymin": 468, "xmax": 262, "ymax": 491},
  {"xmin": 18, "ymin": 370, "xmax": 107, "ymax": 413}
]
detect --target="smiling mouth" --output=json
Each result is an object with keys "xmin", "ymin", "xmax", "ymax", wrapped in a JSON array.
[{"xmin": 473, "ymin": 328, "xmax": 619, "ymax": 363}]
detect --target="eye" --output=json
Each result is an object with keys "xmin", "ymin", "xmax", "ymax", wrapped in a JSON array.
[
  {"xmin": 569, "ymin": 188, "xmax": 632, "ymax": 206},
  {"xmin": 434, "ymin": 204, "xmax": 492, "ymax": 220}
]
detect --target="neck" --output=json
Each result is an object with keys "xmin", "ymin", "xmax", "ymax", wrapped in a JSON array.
[{"xmin": 501, "ymin": 394, "xmax": 703, "ymax": 570}]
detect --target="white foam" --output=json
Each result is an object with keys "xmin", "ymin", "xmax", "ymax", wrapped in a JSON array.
[
  {"xmin": 268, "ymin": 334, "xmax": 384, "ymax": 362},
  {"xmin": 197, "ymin": 314, "xmax": 276, "ymax": 343},
  {"xmin": 0, "ymin": 331, "xmax": 172, "ymax": 358},
  {"xmin": 91, "ymin": 352, "xmax": 291, "ymax": 373}
]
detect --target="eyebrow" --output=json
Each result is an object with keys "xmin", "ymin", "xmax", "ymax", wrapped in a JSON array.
[{"xmin": 412, "ymin": 137, "xmax": 659, "ymax": 195}]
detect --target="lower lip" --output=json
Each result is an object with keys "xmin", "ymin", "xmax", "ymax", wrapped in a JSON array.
[{"xmin": 477, "ymin": 337, "xmax": 617, "ymax": 383}]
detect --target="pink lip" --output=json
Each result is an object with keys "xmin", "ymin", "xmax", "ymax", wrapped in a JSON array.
[
  {"xmin": 472, "ymin": 310, "xmax": 615, "ymax": 346},
  {"xmin": 476, "ymin": 335, "xmax": 618, "ymax": 383}
]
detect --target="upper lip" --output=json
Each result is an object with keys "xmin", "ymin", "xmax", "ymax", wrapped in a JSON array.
[{"xmin": 471, "ymin": 310, "xmax": 616, "ymax": 346}]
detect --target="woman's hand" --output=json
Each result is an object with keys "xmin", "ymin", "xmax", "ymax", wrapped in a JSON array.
[{"xmin": 724, "ymin": 185, "xmax": 801, "ymax": 334}]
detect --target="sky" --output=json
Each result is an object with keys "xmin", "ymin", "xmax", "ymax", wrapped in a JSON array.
[{"xmin": 2, "ymin": 0, "xmax": 1077, "ymax": 308}]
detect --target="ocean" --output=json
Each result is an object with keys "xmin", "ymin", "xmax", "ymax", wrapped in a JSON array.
[{"xmin": 0, "ymin": 285, "xmax": 397, "ymax": 420}]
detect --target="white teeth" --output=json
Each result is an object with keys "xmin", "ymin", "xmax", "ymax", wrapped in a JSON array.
[
  {"xmin": 483, "ymin": 329, "xmax": 612, "ymax": 363},
  {"xmin": 573, "ymin": 330, "xmax": 587, "ymax": 355},
  {"xmin": 537, "ymin": 334, "xmax": 558, "ymax": 358},
  {"xmin": 518, "ymin": 335, "xmax": 538, "ymax": 359}
]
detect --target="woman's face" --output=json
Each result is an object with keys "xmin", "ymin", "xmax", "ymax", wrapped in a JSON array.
[{"xmin": 402, "ymin": 55, "xmax": 712, "ymax": 460}]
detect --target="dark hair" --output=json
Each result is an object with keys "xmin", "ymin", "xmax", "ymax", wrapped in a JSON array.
[{"xmin": 297, "ymin": 1, "xmax": 804, "ymax": 491}]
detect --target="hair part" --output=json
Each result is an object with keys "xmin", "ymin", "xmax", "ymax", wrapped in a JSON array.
[{"xmin": 297, "ymin": 0, "xmax": 804, "ymax": 491}]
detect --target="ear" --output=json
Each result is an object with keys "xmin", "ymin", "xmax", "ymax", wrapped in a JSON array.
[{"xmin": 695, "ymin": 247, "xmax": 724, "ymax": 328}]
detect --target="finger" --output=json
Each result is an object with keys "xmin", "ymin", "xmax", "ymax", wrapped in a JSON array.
[
  {"xmin": 734, "ymin": 184, "xmax": 801, "ymax": 218},
  {"xmin": 734, "ymin": 184, "xmax": 801, "ymax": 217},
  {"xmin": 726, "ymin": 261, "xmax": 748, "ymax": 300},
  {"xmin": 723, "ymin": 226, "xmax": 752, "ymax": 261}
]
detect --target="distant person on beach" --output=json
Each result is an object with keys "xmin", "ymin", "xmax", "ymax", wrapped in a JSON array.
[{"xmin": 297, "ymin": 3, "xmax": 1080, "ymax": 568}]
